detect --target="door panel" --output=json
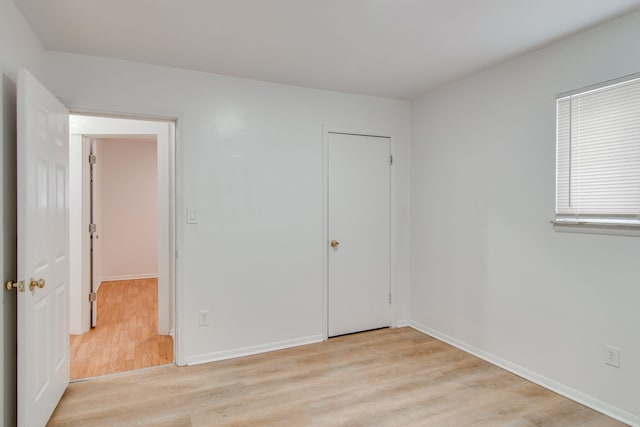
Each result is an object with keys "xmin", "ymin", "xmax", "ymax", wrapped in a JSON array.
[
  {"xmin": 327, "ymin": 132, "xmax": 390, "ymax": 337},
  {"xmin": 90, "ymin": 138, "xmax": 99, "ymax": 327},
  {"xmin": 17, "ymin": 69, "xmax": 70, "ymax": 427}
]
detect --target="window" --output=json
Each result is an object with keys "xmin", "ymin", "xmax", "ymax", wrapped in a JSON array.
[{"xmin": 555, "ymin": 74, "xmax": 640, "ymax": 230}]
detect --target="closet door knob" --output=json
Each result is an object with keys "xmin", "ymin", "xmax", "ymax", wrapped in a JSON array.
[{"xmin": 29, "ymin": 278, "xmax": 45, "ymax": 292}]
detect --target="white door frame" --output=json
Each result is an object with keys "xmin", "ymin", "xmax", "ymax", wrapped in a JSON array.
[
  {"xmin": 68, "ymin": 112, "xmax": 183, "ymax": 366},
  {"xmin": 322, "ymin": 125, "xmax": 396, "ymax": 340}
]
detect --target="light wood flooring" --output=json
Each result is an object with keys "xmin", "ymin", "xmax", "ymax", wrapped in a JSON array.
[
  {"xmin": 52, "ymin": 327, "xmax": 625, "ymax": 426},
  {"xmin": 69, "ymin": 278, "xmax": 173, "ymax": 380}
]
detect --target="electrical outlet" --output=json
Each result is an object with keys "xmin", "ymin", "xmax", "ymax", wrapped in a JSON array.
[
  {"xmin": 199, "ymin": 310, "xmax": 210, "ymax": 327},
  {"xmin": 604, "ymin": 345, "xmax": 620, "ymax": 368}
]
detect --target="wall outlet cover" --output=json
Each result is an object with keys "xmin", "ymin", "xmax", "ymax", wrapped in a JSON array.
[
  {"xmin": 604, "ymin": 345, "xmax": 620, "ymax": 368},
  {"xmin": 199, "ymin": 310, "xmax": 210, "ymax": 326}
]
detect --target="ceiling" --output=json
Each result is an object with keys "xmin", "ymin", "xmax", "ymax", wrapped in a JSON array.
[{"xmin": 13, "ymin": 0, "xmax": 640, "ymax": 99}]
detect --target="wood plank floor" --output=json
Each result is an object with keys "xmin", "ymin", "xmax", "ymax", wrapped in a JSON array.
[
  {"xmin": 69, "ymin": 278, "xmax": 173, "ymax": 380},
  {"xmin": 51, "ymin": 327, "xmax": 625, "ymax": 426}
]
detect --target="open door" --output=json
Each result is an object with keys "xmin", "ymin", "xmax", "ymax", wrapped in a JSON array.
[
  {"xmin": 16, "ymin": 69, "xmax": 70, "ymax": 426},
  {"xmin": 88, "ymin": 138, "xmax": 99, "ymax": 327}
]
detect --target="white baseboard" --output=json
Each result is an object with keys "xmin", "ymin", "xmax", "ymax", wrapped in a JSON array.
[
  {"xmin": 185, "ymin": 335, "xmax": 324, "ymax": 366},
  {"xmin": 101, "ymin": 274, "xmax": 159, "ymax": 283},
  {"xmin": 395, "ymin": 319, "xmax": 410, "ymax": 328},
  {"xmin": 408, "ymin": 320, "xmax": 639, "ymax": 427}
]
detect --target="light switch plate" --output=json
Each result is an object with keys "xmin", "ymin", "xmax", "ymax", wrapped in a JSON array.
[{"xmin": 187, "ymin": 208, "xmax": 198, "ymax": 224}]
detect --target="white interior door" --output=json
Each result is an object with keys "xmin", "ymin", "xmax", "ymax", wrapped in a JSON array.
[
  {"xmin": 89, "ymin": 138, "xmax": 100, "ymax": 327},
  {"xmin": 17, "ymin": 69, "xmax": 70, "ymax": 426},
  {"xmin": 327, "ymin": 132, "xmax": 391, "ymax": 337}
]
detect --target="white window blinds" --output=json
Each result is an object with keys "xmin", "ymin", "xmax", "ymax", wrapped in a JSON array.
[{"xmin": 556, "ymin": 74, "xmax": 640, "ymax": 226}]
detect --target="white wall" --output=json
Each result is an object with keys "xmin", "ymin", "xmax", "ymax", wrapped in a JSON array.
[
  {"xmin": 409, "ymin": 10, "xmax": 640, "ymax": 424},
  {"xmin": 43, "ymin": 53, "xmax": 411, "ymax": 364},
  {"xmin": 0, "ymin": 0, "xmax": 44, "ymax": 424},
  {"xmin": 97, "ymin": 138, "xmax": 158, "ymax": 281}
]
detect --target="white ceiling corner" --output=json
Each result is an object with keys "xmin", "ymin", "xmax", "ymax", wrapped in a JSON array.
[{"xmin": 13, "ymin": 0, "xmax": 640, "ymax": 99}]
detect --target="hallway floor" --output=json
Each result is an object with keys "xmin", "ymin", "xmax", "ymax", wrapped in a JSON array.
[{"xmin": 70, "ymin": 278, "xmax": 173, "ymax": 380}]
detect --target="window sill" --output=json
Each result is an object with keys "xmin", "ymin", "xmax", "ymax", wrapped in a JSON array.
[{"xmin": 551, "ymin": 221, "xmax": 640, "ymax": 237}]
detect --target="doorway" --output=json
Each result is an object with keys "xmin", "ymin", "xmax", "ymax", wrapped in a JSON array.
[
  {"xmin": 325, "ymin": 130, "xmax": 392, "ymax": 337},
  {"xmin": 68, "ymin": 115, "xmax": 176, "ymax": 379}
]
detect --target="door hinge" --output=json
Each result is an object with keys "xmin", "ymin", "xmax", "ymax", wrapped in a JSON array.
[
  {"xmin": 89, "ymin": 154, "xmax": 97, "ymax": 164},
  {"xmin": 89, "ymin": 223, "xmax": 97, "ymax": 233},
  {"xmin": 389, "ymin": 293, "xmax": 392, "ymax": 304},
  {"xmin": 389, "ymin": 155, "xmax": 393, "ymax": 165},
  {"xmin": 89, "ymin": 292, "xmax": 97, "ymax": 302}
]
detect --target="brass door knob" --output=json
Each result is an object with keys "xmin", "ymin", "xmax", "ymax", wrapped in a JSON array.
[
  {"xmin": 29, "ymin": 278, "xmax": 45, "ymax": 292},
  {"xmin": 6, "ymin": 280, "xmax": 24, "ymax": 292},
  {"xmin": 330, "ymin": 240, "xmax": 340, "ymax": 249}
]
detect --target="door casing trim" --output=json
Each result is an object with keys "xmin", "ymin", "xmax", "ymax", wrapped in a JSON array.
[{"xmin": 69, "ymin": 110, "xmax": 183, "ymax": 366}]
